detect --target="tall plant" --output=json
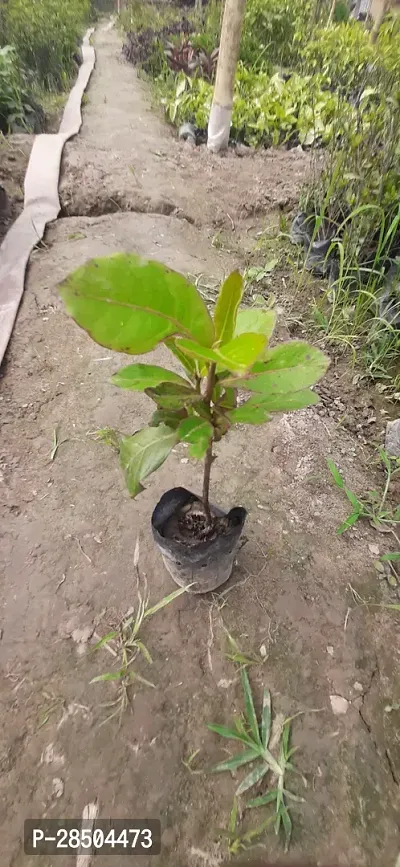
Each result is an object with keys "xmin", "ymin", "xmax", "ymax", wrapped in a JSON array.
[{"xmin": 60, "ymin": 256, "xmax": 329, "ymax": 522}]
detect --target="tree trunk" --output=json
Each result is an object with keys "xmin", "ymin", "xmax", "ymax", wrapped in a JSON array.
[
  {"xmin": 371, "ymin": 0, "xmax": 391, "ymax": 43},
  {"xmin": 207, "ymin": 0, "xmax": 247, "ymax": 153}
]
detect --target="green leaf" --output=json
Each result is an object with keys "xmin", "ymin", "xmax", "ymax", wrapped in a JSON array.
[
  {"xmin": 178, "ymin": 417, "xmax": 213, "ymax": 459},
  {"xmin": 380, "ymin": 552, "xmax": 400, "ymax": 562},
  {"xmin": 214, "ymin": 271, "xmax": 243, "ymax": 346},
  {"xmin": 222, "ymin": 342, "xmax": 329, "ymax": 393},
  {"xmin": 144, "ymin": 585, "xmax": 189, "ymax": 618},
  {"xmin": 344, "ymin": 488, "xmax": 362, "ymax": 510},
  {"xmin": 150, "ymin": 408, "xmax": 188, "ymax": 429},
  {"xmin": 111, "ymin": 363, "xmax": 190, "ymax": 391},
  {"xmin": 92, "ymin": 631, "xmax": 118, "ymax": 651},
  {"xmin": 207, "ymin": 723, "xmax": 253, "ymax": 745},
  {"xmin": 145, "ymin": 382, "xmax": 202, "ymax": 410},
  {"xmin": 261, "ymin": 688, "xmax": 272, "ymax": 749},
  {"xmin": 59, "ymin": 254, "xmax": 214, "ymax": 354},
  {"xmin": 236, "ymin": 762, "xmax": 269, "ymax": 796},
  {"xmin": 241, "ymin": 667, "xmax": 262, "ymax": 746},
  {"xmin": 247, "ymin": 790, "xmax": 279, "ymax": 808},
  {"xmin": 90, "ymin": 670, "xmax": 125, "ymax": 683},
  {"xmin": 337, "ymin": 511, "xmax": 360, "ymax": 534},
  {"xmin": 280, "ymin": 803, "xmax": 292, "ymax": 852},
  {"xmin": 135, "ymin": 640, "xmax": 153, "ymax": 664},
  {"xmin": 234, "ymin": 308, "xmax": 276, "ymax": 344},
  {"xmin": 213, "ymin": 748, "xmax": 260, "ymax": 773},
  {"xmin": 119, "ymin": 424, "xmax": 178, "ymax": 497},
  {"xmin": 176, "ymin": 333, "xmax": 267, "ymax": 375},
  {"xmin": 228, "ymin": 388, "xmax": 319, "ymax": 424},
  {"xmin": 165, "ymin": 337, "xmax": 199, "ymax": 379},
  {"xmin": 327, "ymin": 458, "xmax": 345, "ymax": 489}
]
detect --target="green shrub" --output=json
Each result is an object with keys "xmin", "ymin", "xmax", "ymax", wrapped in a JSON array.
[
  {"xmin": 5, "ymin": 0, "xmax": 90, "ymax": 90},
  {"xmin": 302, "ymin": 21, "xmax": 374, "ymax": 91},
  {"xmin": 162, "ymin": 64, "xmax": 341, "ymax": 147},
  {"xmin": 0, "ymin": 44, "xmax": 43, "ymax": 132},
  {"xmin": 240, "ymin": 0, "xmax": 311, "ymax": 70}
]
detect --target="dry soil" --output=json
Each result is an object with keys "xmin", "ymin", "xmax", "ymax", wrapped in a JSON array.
[{"xmin": 0, "ymin": 22, "xmax": 399, "ymax": 867}]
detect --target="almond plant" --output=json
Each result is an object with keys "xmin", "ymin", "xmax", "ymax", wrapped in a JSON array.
[{"xmin": 60, "ymin": 255, "xmax": 329, "ymax": 524}]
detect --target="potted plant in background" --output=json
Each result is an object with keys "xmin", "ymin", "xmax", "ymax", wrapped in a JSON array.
[{"xmin": 60, "ymin": 255, "xmax": 329, "ymax": 593}]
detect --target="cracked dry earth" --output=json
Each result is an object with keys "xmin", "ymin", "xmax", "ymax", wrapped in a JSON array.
[{"xmin": 1, "ymin": 22, "xmax": 400, "ymax": 867}]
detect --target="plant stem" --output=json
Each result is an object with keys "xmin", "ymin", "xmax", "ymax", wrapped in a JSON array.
[
  {"xmin": 202, "ymin": 363, "xmax": 216, "ymax": 524},
  {"xmin": 202, "ymin": 444, "xmax": 214, "ymax": 525}
]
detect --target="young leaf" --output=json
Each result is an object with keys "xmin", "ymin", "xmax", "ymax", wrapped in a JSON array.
[
  {"xmin": 207, "ymin": 723, "xmax": 253, "ymax": 745},
  {"xmin": 176, "ymin": 333, "xmax": 267, "ymax": 375},
  {"xmin": 145, "ymin": 382, "xmax": 201, "ymax": 410},
  {"xmin": 111, "ymin": 363, "xmax": 190, "ymax": 391},
  {"xmin": 144, "ymin": 585, "xmax": 189, "ymax": 618},
  {"xmin": 247, "ymin": 790, "xmax": 279, "ymax": 808},
  {"xmin": 119, "ymin": 424, "xmax": 178, "ymax": 497},
  {"xmin": 327, "ymin": 458, "xmax": 345, "ymax": 489},
  {"xmin": 178, "ymin": 417, "xmax": 213, "ymax": 459},
  {"xmin": 241, "ymin": 667, "xmax": 262, "ymax": 746},
  {"xmin": 236, "ymin": 762, "xmax": 269, "ymax": 796},
  {"xmin": 261, "ymin": 688, "xmax": 272, "ymax": 749},
  {"xmin": 336, "ymin": 511, "xmax": 360, "ymax": 534},
  {"xmin": 213, "ymin": 748, "xmax": 260, "ymax": 773},
  {"xmin": 222, "ymin": 342, "xmax": 329, "ymax": 393},
  {"xmin": 280, "ymin": 803, "xmax": 292, "ymax": 852},
  {"xmin": 213, "ymin": 271, "xmax": 243, "ymax": 346},
  {"xmin": 59, "ymin": 254, "xmax": 214, "ymax": 354},
  {"xmin": 380, "ymin": 552, "xmax": 400, "ymax": 562},
  {"xmin": 234, "ymin": 308, "xmax": 276, "ymax": 343},
  {"xmin": 90, "ymin": 670, "xmax": 125, "ymax": 683}
]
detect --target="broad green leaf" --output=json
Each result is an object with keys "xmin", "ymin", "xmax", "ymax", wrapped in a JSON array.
[
  {"xmin": 178, "ymin": 417, "xmax": 213, "ymax": 459},
  {"xmin": 247, "ymin": 790, "xmax": 279, "ymax": 808},
  {"xmin": 214, "ymin": 271, "xmax": 243, "ymax": 345},
  {"xmin": 213, "ymin": 748, "xmax": 260, "ymax": 773},
  {"xmin": 176, "ymin": 333, "xmax": 267, "ymax": 375},
  {"xmin": 216, "ymin": 387, "xmax": 237, "ymax": 410},
  {"xmin": 229, "ymin": 389, "xmax": 320, "ymax": 424},
  {"xmin": 327, "ymin": 458, "xmax": 345, "ymax": 489},
  {"xmin": 119, "ymin": 424, "xmax": 178, "ymax": 497},
  {"xmin": 234, "ymin": 308, "xmax": 276, "ymax": 344},
  {"xmin": 111, "ymin": 363, "xmax": 189, "ymax": 391},
  {"xmin": 145, "ymin": 382, "xmax": 202, "ymax": 410},
  {"xmin": 150, "ymin": 408, "xmax": 188, "ymax": 429},
  {"xmin": 380, "ymin": 552, "xmax": 400, "ymax": 562},
  {"xmin": 59, "ymin": 254, "xmax": 214, "ymax": 354},
  {"xmin": 236, "ymin": 762, "xmax": 269, "ymax": 796},
  {"xmin": 241, "ymin": 667, "xmax": 262, "ymax": 746},
  {"xmin": 222, "ymin": 342, "xmax": 329, "ymax": 393},
  {"xmin": 228, "ymin": 403, "xmax": 272, "ymax": 425},
  {"xmin": 345, "ymin": 488, "xmax": 362, "ymax": 510},
  {"xmin": 261, "ymin": 688, "xmax": 272, "ymax": 749}
]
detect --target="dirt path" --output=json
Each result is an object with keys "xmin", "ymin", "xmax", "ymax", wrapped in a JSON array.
[{"xmin": 1, "ymin": 22, "xmax": 399, "ymax": 867}]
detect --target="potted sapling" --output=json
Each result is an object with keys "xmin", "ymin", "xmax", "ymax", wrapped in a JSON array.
[{"xmin": 60, "ymin": 255, "xmax": 329, "ymax": 593}]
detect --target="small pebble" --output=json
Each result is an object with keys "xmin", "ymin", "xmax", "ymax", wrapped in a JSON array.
[
  {"xmin": 330, "ymin": 695, "xmax": 349, "ymax": 716},
  {"xmin": 326, "ymin": 645, "xmax": 334, "ymax": 656}
]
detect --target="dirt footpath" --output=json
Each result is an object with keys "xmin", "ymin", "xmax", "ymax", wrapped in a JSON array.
[{"xmin": 1, "ymin": 23, "xmax": 399, "ymax": 867}]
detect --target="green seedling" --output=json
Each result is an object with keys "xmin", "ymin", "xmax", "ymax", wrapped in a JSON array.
[
  {"xmin": 224, "ymin": 628, "xmax": 262, "ymax": 666},
  {"xmin": 328, "ymin": 447, "xmax": 400, "ymax": 534},
  {"xmin": 91, "ymin": 585, "xmax": 188, "ymax": 725},
  {"xmin": 60, "ymin": 256, "xmax": 329, "ymax": 525},
  {"xmin": 208, "ymin": 667, "xmax": 306, "ymax": 852}
]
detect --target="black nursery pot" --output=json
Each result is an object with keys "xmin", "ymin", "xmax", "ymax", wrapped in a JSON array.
[{"xmin": 151, "ymin": 487, "xmax": 247, "ymax": 594}]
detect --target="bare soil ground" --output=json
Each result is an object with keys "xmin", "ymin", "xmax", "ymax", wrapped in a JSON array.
[{"xmin": 1, "ymin": 23, "xmax": 399, "ymax": 867}]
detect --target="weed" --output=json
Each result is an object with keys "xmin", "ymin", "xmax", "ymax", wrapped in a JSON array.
[
  {"xmin": 91, "ymin": 583, "xmax": 189, "ymax": 725},
  {"xmin": 224, "ymin": 629, "xmax": 263, "ymax": 666},
  {"xmin": 328, "ymin": 447, "xmax": 400, "ymax": 534},
  {"xmin": 209, "ymin": 667, "xmax": 306, "ymax": 853}
]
